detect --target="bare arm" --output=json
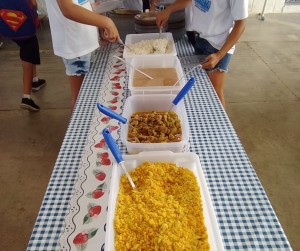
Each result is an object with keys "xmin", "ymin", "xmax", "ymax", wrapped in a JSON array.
[
  {"xmin": 202, "ymin": 19, "xmax": 247, "ymax": 69},
  {"xmin": 56, "ymin": 0, "xmax": 119, "ymax": 42},
  {"xmin": 156, "ymin": 0, "xmax": 191, "ymax": 28},
  {"xmin": 217, "ymin": 19, "xmax": 246, "ymax": 59}
]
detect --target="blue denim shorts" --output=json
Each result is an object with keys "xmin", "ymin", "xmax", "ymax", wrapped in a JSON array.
[
  {"xmin": 63, "ymin": 53, "xmax": 92, "ymax": 76},
  {"xmin": 192, "ymin": 34, "xmax": 232, "ymax": 73}
]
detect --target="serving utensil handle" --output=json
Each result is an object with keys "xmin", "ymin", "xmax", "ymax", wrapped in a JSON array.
[
  {"xmin": 102, "ymin": 128, "xmax": 123, "ymax": 164},
  {"xmin": 97, "ymin": 103, "xmax": 127, "ymax": 124},
  {"xmin": 172, "ymin": 77, "xmax": 195, "ymax": 106}
]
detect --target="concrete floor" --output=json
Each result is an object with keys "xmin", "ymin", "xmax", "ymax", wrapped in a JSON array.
[{"xmin": 0, "ymin": 13, "xmax": 299, "ymax": 251}]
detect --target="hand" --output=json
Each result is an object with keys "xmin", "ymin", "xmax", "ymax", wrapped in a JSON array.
[
  {"xmin": 99, "ymin": 28, "xmax": 109, "ymax": 46},
  {"xmin": 156, "ymin": 9, "xmax": 171, "ymax": 29},
  {"xmin": 103, "ymin": 20, "xmax": 120, "ymax": 43},
  {"xmin": 201, "ymin": 53, "xmax": 222, "ymax": 70}
]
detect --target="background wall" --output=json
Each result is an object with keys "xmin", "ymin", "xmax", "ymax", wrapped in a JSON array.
[
  {"xmin": 37, "ymin": 0, "xmax": 300, "ymax": 15},
  {"xmin": 249, "ymin": 0, "xmax": 300, "ymax": 13}
]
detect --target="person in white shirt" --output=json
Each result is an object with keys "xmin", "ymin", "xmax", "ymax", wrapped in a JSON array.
[
  {"xmin": 123, "ymin": 0, "xmax": 143, "ymax": 12},
  {"xmin": 156, "ymin": 0, "xmax": 248, "ymax": 107},
  {"xmin": 45, "ymin": 0, "xmax": 120, "ymax": 110}
]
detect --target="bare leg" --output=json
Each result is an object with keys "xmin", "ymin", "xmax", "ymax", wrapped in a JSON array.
[
  {"xmin": 68, "ymin": 75, "xmax": 85, "ymax": 111},
  {"xmin": 207, "ymin": 70, "xmax": 227, "ymax": 107},
  {"xmin": 22, "ymin": 60, "xmax": 34, "ymax": 95},
  {"xmin": 32, "ymin": 64, "xmax": 37, "ymax": 78}
]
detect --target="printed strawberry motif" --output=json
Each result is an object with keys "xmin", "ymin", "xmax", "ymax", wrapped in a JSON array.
[
  {"xmin": 108, "ymin": 105, "xmax": 117, "ymax": 111},
  {"xmin": 110, "ymin": 76, "xmax": 120, "ymax": 81},
  {"xmin": 100, "ymin": 158, "xmax": 111, "ymax": 165},
  {"xmin": 101, "ymin": 116, "xmax": 110, "ymax": 123},
  {"xmin": 99, "ymin": 152, "xmax": 109, "ymax": 159},
  {"xmin": 87, "ymin": 183, "xmax": 107, "ymax": 199},
  {"xmin": 108, "ymin": 125, "xmax": 119, "ymax": 132},
  {"xmin": 113, "ymin": 64, "xmax": 122, "ymax": 68},
  {"xmin": 95, "ymin": 139, "xmax": 106, "ymax": 149},
  {"xmin": 96, "ymin": 152, "xmax": 111, "ymax": 167},
  {"xmin": 111, "ymin": 91, "xmax": 119, "ymax": 96},
  {"xmin": 73, "ymin": 232, "xmax": 88, "ymax": 245},
  {"xmin": 73, "ymin": 229, "xmax": 98, "ymax": 250},
  {"xmin": 109, "ymin": 97, "xmax": 118, "ymax": 104},
  {"xmin": 89, "ymin": 205, "xmax": 101, "ymax": 217},
  {"xmin": 95, "ymin": 172, "xmax": 106, "ymax": 181},
  {"xmin": 112, "ymin": 83, "xmax": 122, "ymax": 89},
  {"xmin": 114, "ymin": 69, "xmax": 125, "ymax": 74},
  {"xmin": 94, "ymin": 170, "xmax": 106, "ymax": 181},
  {"xmin": 92, "ymin": 189, "xmax": 104, "ymax": 199},
  {"xmin": 83, "ymin": 204, "xmax": 102, "ymax": 224}
]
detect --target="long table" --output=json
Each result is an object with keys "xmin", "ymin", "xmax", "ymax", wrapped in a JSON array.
[{"xmin": 27, "ymin": 37, "xmax": 292, "ymax": 251}]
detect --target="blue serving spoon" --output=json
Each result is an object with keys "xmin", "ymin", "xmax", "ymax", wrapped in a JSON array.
[
  {"xmin": 102, "ymin": 128, "xmax": 136, "ymax": 189},
  {"xmin": 169, "ymin": 77, "xmax": 195, "ymax": 111},
  {"xmin": 97, "ymin": 103, "xmax": 135, "ymax": 129},
  {"xmin": 97, "ymin": 103, "xmax": 127, "ymax": 124}
]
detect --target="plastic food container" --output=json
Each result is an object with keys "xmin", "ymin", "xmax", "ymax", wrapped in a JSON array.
[
  {"xmin": 128, "ymin": 55, "xmax": 185, "ymax": 95},
  {"xmin": 105, "ymin": 151, "xmax": 224, "ymax": 251},
  {"xmin": 91, "ymin": 0, "xmax": 123, "ymax": 13},
  {"xmin": 123, "ymin": 32, "xmax": 177, "ymax": 71},
  {"xmin": 120, "ymin": 94, "xmax": 189, "ymax": 154}
]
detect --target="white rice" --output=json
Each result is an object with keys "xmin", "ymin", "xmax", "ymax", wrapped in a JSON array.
[{"xmin": 128, "ymin": 38, "xmax": 170, "ymax": 55}]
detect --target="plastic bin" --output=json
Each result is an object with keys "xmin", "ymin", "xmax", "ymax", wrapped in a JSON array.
[
  {"xmin": 128, "ymin": 55, "xmax": 185, "ymax": 95},
  {"xmin": 91, "ymin": 0, "xmax": 123, "ymax": 13},
  {"xmin": 105, "ymin": 151, "xmax": 224, "ymax": 251},
  {"xmin": 120, "ymin": 94, "xmax": 189, "ymax": 154},
  {"xmin": 123, "ymin": 32, "xmax": 177, "ymax": 72}
]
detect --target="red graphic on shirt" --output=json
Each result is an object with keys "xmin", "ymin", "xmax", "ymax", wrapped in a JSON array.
[{"xmin": 0, "ymin": 9, "xmax": 27, "ymax": 31}]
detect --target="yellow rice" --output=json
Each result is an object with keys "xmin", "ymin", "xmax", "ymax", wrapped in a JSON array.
[{"xmin": 114, "ymin": 162, "xmax": 210, "ymax": 251}]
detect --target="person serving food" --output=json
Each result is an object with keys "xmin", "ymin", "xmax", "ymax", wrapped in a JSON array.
[{"xmin": 156, "ymin": 0, "xmax": 248, "ymax": 107}]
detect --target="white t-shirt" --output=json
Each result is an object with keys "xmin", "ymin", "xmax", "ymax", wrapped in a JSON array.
[
  {"xmin": 123, "ymin": 0, "xmax": 143, "ymax": 12},
  {"xmin": 190, "ymin": 0, "xmax": 248, "ymax": 54},
  {"xmin": 185, "ymin": 5, "xmax": 193, "ymax": 31},
  {"xmin": 45, "ymin": 0, "xmax": 99, "ymax": 59}
]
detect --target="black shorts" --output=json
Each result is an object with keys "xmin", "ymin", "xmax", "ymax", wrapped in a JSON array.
[{"xmin": 13, "ymin": 35, "xmax": 41, "ymax": 65}]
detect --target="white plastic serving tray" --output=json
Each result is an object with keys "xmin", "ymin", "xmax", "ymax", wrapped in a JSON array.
[
  {"xmin": 120, "ymin": 94, "xmax": 189, "ymax": 154},
  {"xmin": 123, "ymin": 32, "xmax": 177, "ymax": 70},
  {"xmin": 92, "ymin": 0, "xmax": 123, "ymax": 13},
  {"xmin": 105, "ymin": 151, "xmax": 224, "ymax": 251},
  {"xmin": 128, "ymin": 55, "xmax": 186, "ymax": 95}
]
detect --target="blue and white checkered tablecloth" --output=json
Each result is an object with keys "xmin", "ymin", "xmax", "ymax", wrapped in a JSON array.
[{"xmin": 27, "ymin": 38, "xmax": 292, "ymax": 250}]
